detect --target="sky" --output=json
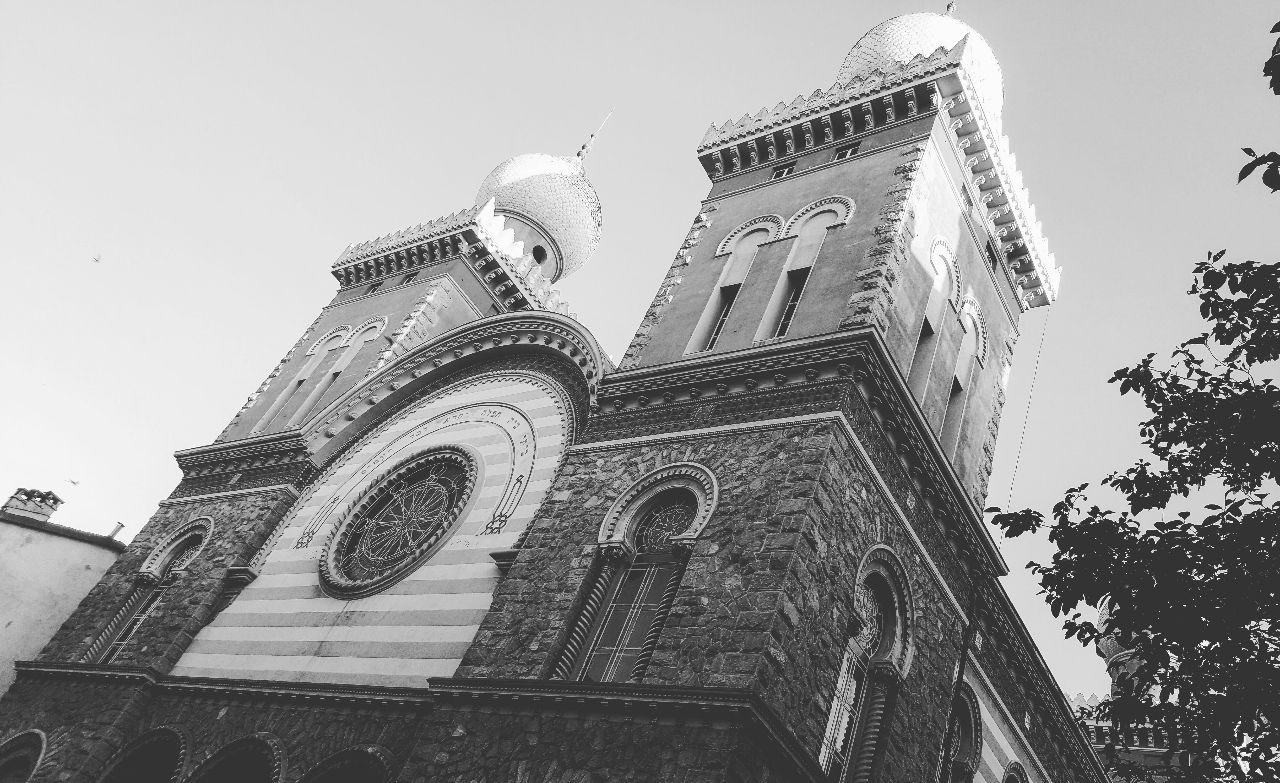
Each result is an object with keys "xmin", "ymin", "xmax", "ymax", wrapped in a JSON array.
[{"xmin": 2, "ymin": 1, "xmax": 1277, "ymax": 700}]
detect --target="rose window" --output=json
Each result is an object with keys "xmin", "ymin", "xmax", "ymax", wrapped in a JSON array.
[
  {"xmin": 633, "ymin": 493, "xmax": 697, "ymax": 552},
  {"xmin": 321, "ymin": 449, "xmax": 475, "ymax": 598}
]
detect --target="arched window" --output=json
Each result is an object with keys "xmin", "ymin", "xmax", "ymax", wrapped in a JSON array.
[
  {"xmin": 689, "ymin": 221, "xmax": 777, "ymax": 353},
  {"xmin": 87, "ymin": 528, "xmax": 206, "ymax": 664},
  {"xmin": 575, "ymin": 488, "xmax": 695, "ymax": 682},
  {"xmin": 907, "ymin": 241, "xmax": 957, "ymax": 399},
  {"xmin": 819, "ymin": 577, "xmax": 897, "ymax": 779},
  {"xmin": 286, "ymin": 318, "xmax": 386, "ymax": 428},
  {"xmin": 252, "ymin": 328, "xmax": 349, "ymax": 434},
  {"xmin": 940, "ymin": 304, "xmax": 982, "ymax": 453},
  {"xmin": 298, "ymin": 747, "xmax": 392, "ymax": 783},
  {"xmin": 552, "ymin": 463, "xmax": 718, "ymax": 682},
  {"xmin": 187, "ymin": 735, "xmax": 282, "ymax": 783},
  {"xmin": 756, "ymin": 209, "xmax": 841, "ymax": 341},
  {"xmin": 939, "ymin": 684, "xmax": 982, "ymax": 783},
  {"xmin": 0, "ymin": 731, "xmax": 43, "ymax": 783},
  {"xmin": 98, "ymin": 728, "xmax": 185, "ymax": 783},
  {"xmin": 1001, "ymin": 761, "xmax": 1029, "ymax": 783}
]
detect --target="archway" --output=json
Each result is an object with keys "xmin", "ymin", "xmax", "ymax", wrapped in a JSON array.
[{"xmin": 98, "ymin": 728, "xmax": 184, "ymax": 783}]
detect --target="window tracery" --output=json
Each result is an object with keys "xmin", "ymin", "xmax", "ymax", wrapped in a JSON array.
[{"xmin": 319, "ymin": 448, "xmax": 476, "ymax": 599}]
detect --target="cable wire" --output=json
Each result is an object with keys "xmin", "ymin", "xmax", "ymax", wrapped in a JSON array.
[{"xmin": 1006, "ymin": 306, "xmax": 1053, "ymax": 510}]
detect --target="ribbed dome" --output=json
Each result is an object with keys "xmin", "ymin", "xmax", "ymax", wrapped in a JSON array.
[
  {"xmin": 837, "ymin": 12, "xmax": 1004, "ymax": 124},
  {"xmin": 475, "ymin": 153, "xmax": 602, "ymax": 281}
]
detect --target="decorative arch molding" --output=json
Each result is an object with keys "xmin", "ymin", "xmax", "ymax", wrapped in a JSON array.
[
  {"xmin": 298, "ymin": 745, "xmax": 395, "ymax": 783},
  {"xmin": 302, "ymin": 311, "xmax": 606, "ymax": 453},
  {"xmin": 96, "ymin": 725, "xmax": 190, "ymax": 783},
  {"xmin": 187, "ymin": 732, "xmax": 286, "ymax": 783},
  {"xmin": 139, "ymin": 520, "xmax": 210, "ymax": 579},
  {"xmin": 854, "ymin": 544, "xmax": 916, "ymax": 675},
  {"xmin": 781, "ymin": 196, "xmax": 854, "ymax": 237},
  {"xmin": 305, "ymin": 325, "xmax": 353, "ymax": 356},
  {"xmin": 930, "ymin": 237, "xmax": 962, "ymax": 308},
  {"xmin": 953, "ymin": 680, "xmax": 985, "ymax": 780},
  {"xmin": 958, "ymin": 296, "xmax": 989, "ymax": 365},
  {"xmin": 597, "ymin": 462, "xmax": 720, "ymax": 552},
  {"xmin": 714, "ymin": 214, "xmax": 783, "ymax": 256},
  {"xmin": 0, "ymin": 729, "xmax": 45, "ymax": 783},
  {"xmin": 345, "ymin": 316, "xmax": 388, "ymax": 344},
  {"xmin": 1002, "ymin": 761, "xmax": 1030, "ymax": 783}
]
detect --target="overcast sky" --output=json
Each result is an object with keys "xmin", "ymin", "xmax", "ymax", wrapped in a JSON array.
[{"xmin": 3, "ymin": 1, "xmax": 1277, "ymax": 699}]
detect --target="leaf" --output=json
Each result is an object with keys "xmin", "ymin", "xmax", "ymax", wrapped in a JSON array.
[
  {"xmin": 1243, "ymin": 147, "xmax": 1257, "ymax": 157},
  {"xmin": 1239, "ymin": 155, "xmax": 1270, "ymax": 182},
  {"xmin": 1263, "ymin": 161, "xmax": 1280, "ymax": 192}
]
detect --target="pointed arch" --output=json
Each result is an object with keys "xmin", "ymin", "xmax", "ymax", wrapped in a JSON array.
[
  {"xmin": 714, "ymin": 214, "xmax": 783, "ymax": 256},
  {"xmin": 781, "ymin": 196, "xmax": 854, "ymax": 237},
  {"xmin": 96, "ymin": 726, "xmax": 189, "ymax": 783},
  {"xmin": 186, "ymin": 733, "xmax": 285, "ymax": 783},
  {"xmin": 0, "ymin": 730, "xmax": 45, "ymax": 783}
]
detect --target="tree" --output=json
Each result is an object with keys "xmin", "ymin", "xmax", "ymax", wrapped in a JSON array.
[
  {"xmin": 989, "ymin": 21, "xmax": 1280, "ymax": 783},
  {"xmin": 1238, "ymin": 22, "xmax": 1280, "ymax": 193}
]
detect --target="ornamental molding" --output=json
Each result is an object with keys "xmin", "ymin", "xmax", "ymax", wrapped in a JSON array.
[
  {"xmin": 303, "ymin": 311, "xmax": 605, "ymax": 450},
  {"xmin": 781, "ymin": 196, "xmax": 854, "ymax": 237},
  {"xmin": 714, "ymin": 214, "xmax": 783, "ymax": 256},
  {"xmin": 958, "ymin": 295, "xmax": 989, "ymax": 365},
  {"xmin": 317, "ymin": 447, "xmax": 478, "ymax": 599},
  {"xmin": 854, "ymin": 544, "xmax": 916, "ymax": 676},
  {"xmin": 188, "ymin": 732, "xmax": 287, "ymax": 783},
  {"xmin": 139, "ymin": 519, "xmax": 210, "ymax": 578},
  {"xmin": 331, "ymin": 207, "xmax": 477, "ymax": 272},
  {"xmin": 930, "ymin": 236, "xmax": 962, "ymax": 308},
  {"xmin": 597, "ymin": 462, "xmax": 720, "ymax": 549},
  {"xmin": 306, "ymin": 325, "xmax": 353, "ymax": 355}
]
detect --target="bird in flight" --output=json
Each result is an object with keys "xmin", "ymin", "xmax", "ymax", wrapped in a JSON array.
[
  {"xmin": 91, "ymin": 254, "xmax": 101, "ymax": 263},
  {"xmin": 66, "ymin": 478, "xmax": 80, "ymax": 486}
]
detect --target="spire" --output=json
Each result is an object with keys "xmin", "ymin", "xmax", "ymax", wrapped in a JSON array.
[
  {"xmin": 574, "ymin": 110, "xmax": 613, "ymax": 164},
  {"xmin": 945, "ymin": 2, "xmax": 957, "ymax": 15}
]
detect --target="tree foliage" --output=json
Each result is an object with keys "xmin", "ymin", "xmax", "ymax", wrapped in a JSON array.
[
  {"xmin": 989, "ymin": 22, "xmax": 1280, "ymax": 783},
  {"xmin": 1238, "ymin": 22, "xmax": 1280, "ymax": 192}
]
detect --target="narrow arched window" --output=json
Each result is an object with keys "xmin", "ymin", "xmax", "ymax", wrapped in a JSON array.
[
  {"xmin": 253, "ymin": 330, "xmax": 347, "ymax": 434},
  {"xmin": 286, "ymin": 319, "xmax": 385, "ymax": 428},
  {"xmin": 939, "ymin": 685, "xmax": 982, "ymax": 783},
  {"xmin": 575, "ymin": 489, "xmax": 695, "ymax": 682},
  {"xmin": 688, "ymin": 227, "xmax": 770, "ymax": 353},
  {"xmin": 756, "ymin": 209, "xmax": 841, "ymax": 341},
  {"xmin": 92, "ymin": 532, "xmax": 204, "ymax": 664},
  {"xmin": 907, "ymin": 245, "xmax": 954, "ymax": 399},
  {"xmin": 820, "ymin": 579, "xmax": 893, "ymax": 779},
  {"xmin": 940, "ymin": 307, "xmax": 981, "ymax": 453}
]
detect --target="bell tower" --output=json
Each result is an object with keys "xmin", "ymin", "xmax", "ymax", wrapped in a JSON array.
[{"xmin": 0, "ymin": 11, "xmax": 1106, "ymax": 783}]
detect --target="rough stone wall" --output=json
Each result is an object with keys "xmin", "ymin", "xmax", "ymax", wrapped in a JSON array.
[
  {"xmin": 455, "ymin": 422, "xmax": 835, "ymax": 688},
  {"xmin": 34, "ymin": 488, "xmax": 296, "ymax": 671}
]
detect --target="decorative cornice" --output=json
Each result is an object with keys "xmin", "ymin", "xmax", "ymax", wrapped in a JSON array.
[{"xmin": 331, "ymin": 206, "xmax": 478, "ymax": 273}]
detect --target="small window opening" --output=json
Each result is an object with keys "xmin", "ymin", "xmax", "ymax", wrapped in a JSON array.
[
  {"xmin": 401, "ymin": 272, "xmax": 418, "ymax": 286},
  {"xmin": 771, "ymin": 164, "xmax": 795, "ymax": 180},
  {"xmin": 366, "ymin": 282, "xmax": 382, "ymax": 294},
  {"xmin": 774, "ymin": 267, "xmax": 811, "ymax": 338},
  {"xmin": 704, "ymin": 284, "xmax": 741, "ymax": 351},
  {"xmin": 532, "ymin": 245, "xmax": 548, "ymax": 264},
  {"xmin": 987, "ymin": 242, "xmax": 1001, "ymax": 275},
  {"xmin": 961, "ymin": 186, "xmax": 974, "ymax": 210},
  {"xmin": 833, "ymin": 142, "xmax": 861, "ymax": 161}
]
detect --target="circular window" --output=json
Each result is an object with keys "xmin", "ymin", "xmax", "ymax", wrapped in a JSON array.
[
  {"xmin": 633, "ymin": 490, "xmax": 697, "ymax": 552},
  {"xmin": 320, "ymin": 449, "xmax": 476, "ymax": 598},
  {"xmin": 531, "ymin": 245, "xmax": 548, "ymax": 265}
]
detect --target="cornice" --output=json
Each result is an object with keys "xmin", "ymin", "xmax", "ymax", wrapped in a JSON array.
[
  {"xmin": 15, "ymin": 660, "xmax": 157, "ymax": 685},
  {"xmin": 430, "ymin": 679, "xmax": 827, "ymax": 783},
  {"xmin": 175, "ymin": 432, "xmax": 310, "ymax": 469},
  {"xmin": 598, "ymin": 328, "xmax": 1007, "ymax": 577}
]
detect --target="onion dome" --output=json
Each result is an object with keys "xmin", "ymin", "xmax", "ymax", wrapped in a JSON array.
[
  {"xmin": 1094, "ymin": 601, "xmax": 1133, "ymax": 665},
  {"xmin": 836, "ymin": 11, "xmax": 1004, "ymax": 125},
  {"xmin": 474, "ymin": 152, "xmax": 603, "ymax": 281}
]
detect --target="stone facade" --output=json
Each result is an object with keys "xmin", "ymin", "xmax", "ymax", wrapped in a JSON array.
[{"xmin": 0, "ymin": 11, "xmax": 1105, "ymax": 783}]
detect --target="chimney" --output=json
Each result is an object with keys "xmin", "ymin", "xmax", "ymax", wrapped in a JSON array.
[
  {"xmin": 1, "ymin": 487, "xmax": 65, "ymax": 524},
  {"xmin": 109, "ymin": 522, "xmax": 125, "ymax": 538}
]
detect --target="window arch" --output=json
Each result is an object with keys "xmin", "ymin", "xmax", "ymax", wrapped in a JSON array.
[
  {"xmin": 907, "ymin": 239, "xmax": 960, "ymax": 399},
  {"xmin": 939, "ymin": 683, "xmax": 983, "ymax": 783},
  {"xmin": 97, "ymin": 727, "xmax": 187, "ymax": 783},
  {"xmin": 755, "ymin": 208, "xmax": 844, "ymax": 341},
  {"xmin": 298, "ymin": 746, "xmax": 393, "ymax": 783},
  {"xmin": 187, "ymin": 734, "xmax": 284, "ymax": 783},
  {"xmin": 285, "ymin": 317, "xmax": 387, "ymax": 428},
  {"xmin": 0, "ymin": 731, "xmax": 44, "ymax": 783},
  {"xmin": 553, "ymin": 463, "xmax": 718, "ymax": 682},
  {"xmin": 85, "ymin": 523, "xmax": 208, "ymax": 664},
  {"xmin": 780, "ymin": 196, "xmax": 853, "ymax": 237},
  {"xmin": 819, "ymin": 547, "xmax": 913, "ymax": 782},
  {"xmin": 1002, "ymin": 761, "xmax": 1029, "ymax": 783}
]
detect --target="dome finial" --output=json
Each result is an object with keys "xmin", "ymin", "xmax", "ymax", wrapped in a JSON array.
[
  {"xmin": 574, "ymin": 110, "xmax": 614, "ymax": 164},
  {"xmin": 946, "ymin": 2, "xmax": 958, "ymax": 15}
]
